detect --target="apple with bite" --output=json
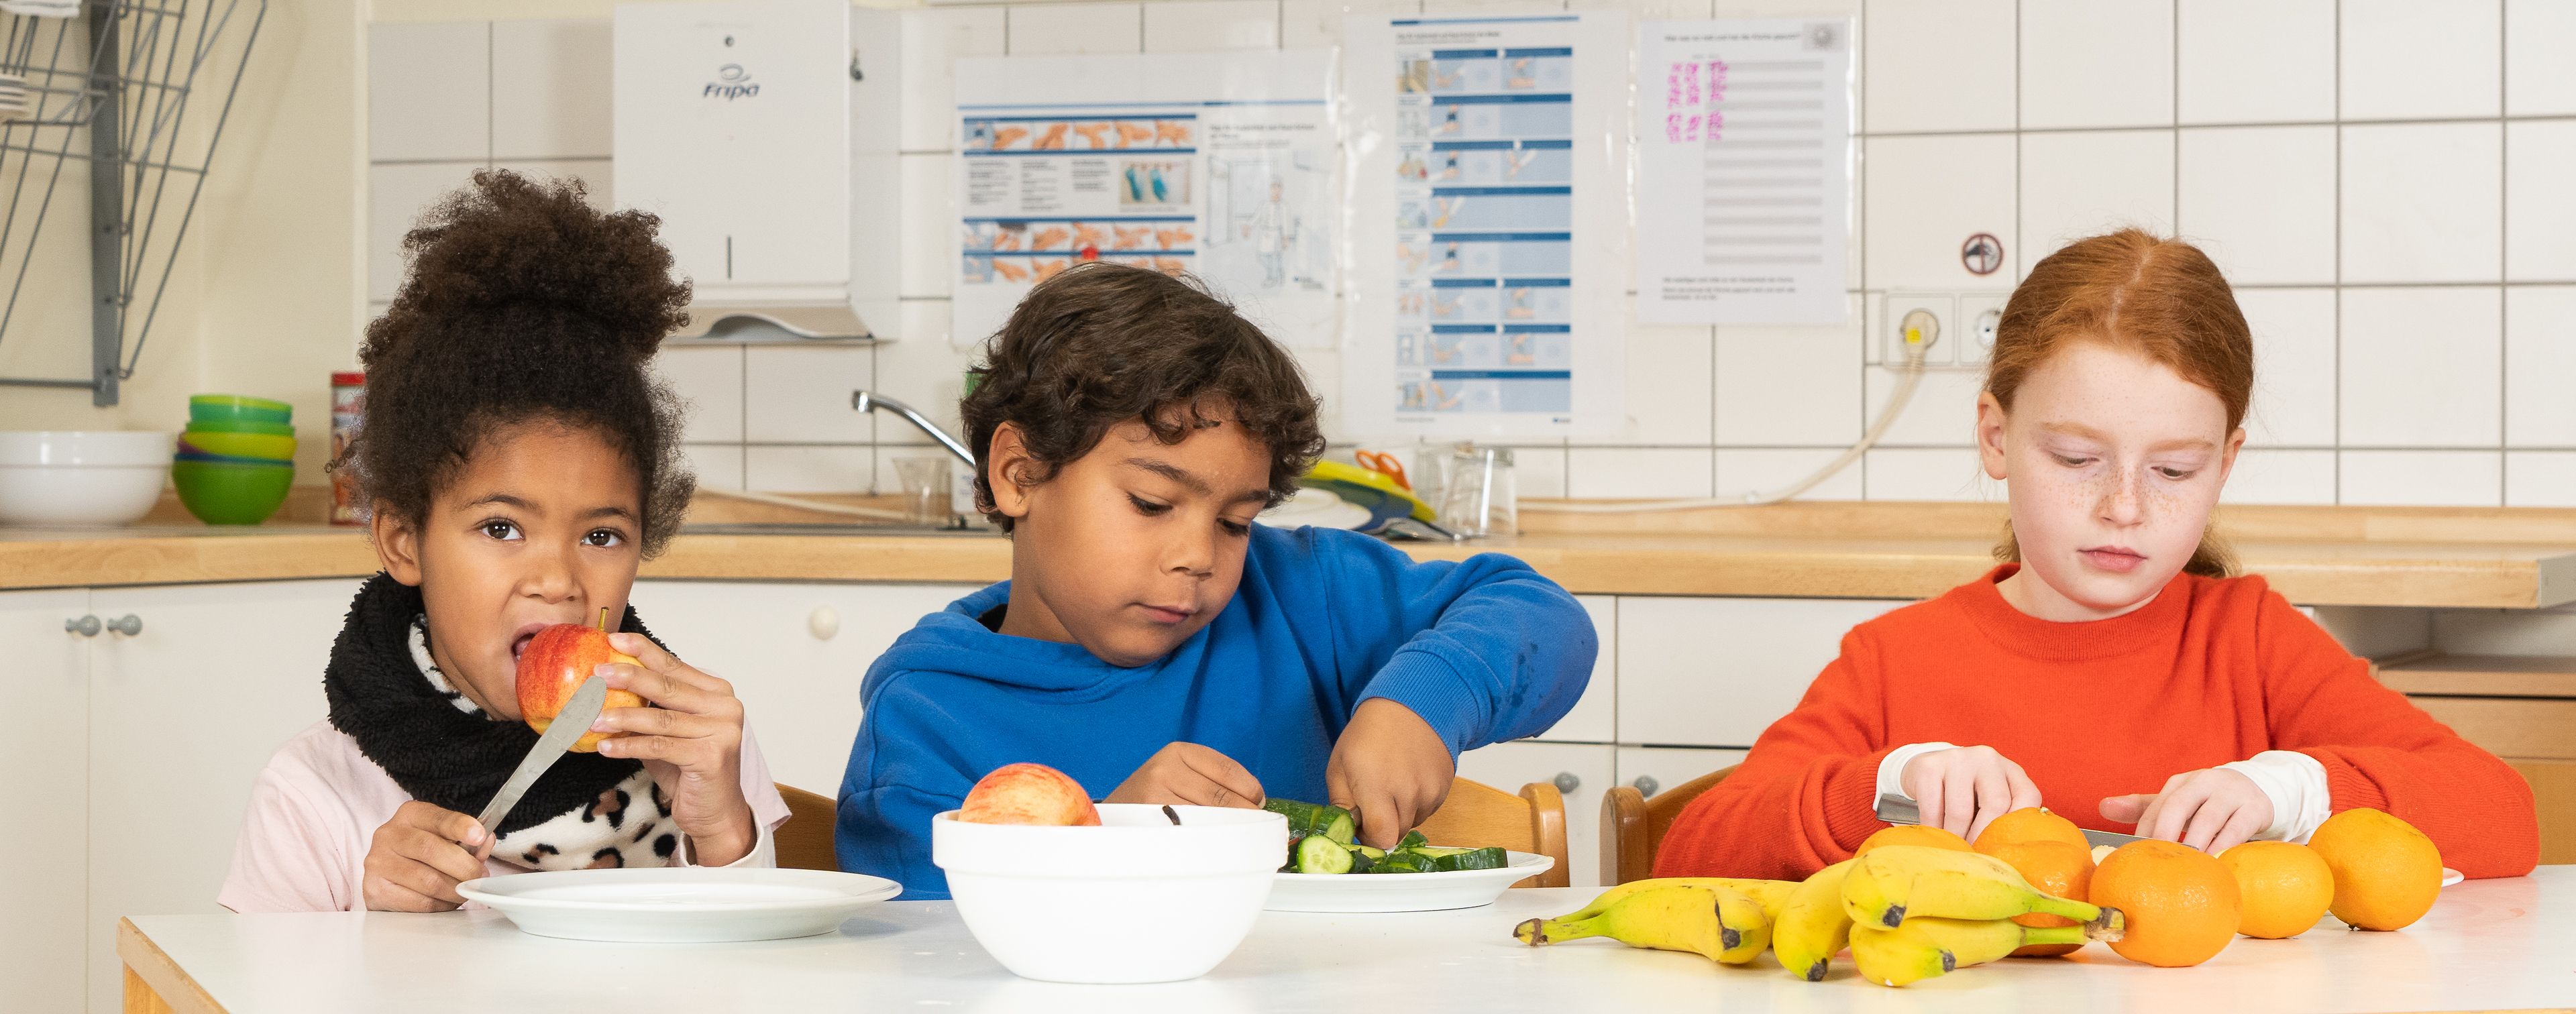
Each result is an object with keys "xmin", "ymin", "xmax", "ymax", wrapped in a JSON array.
[
  {"xmin": 515, "ymin": 608, "xmax": 643, "ymax": 752},
  {"xmin": 959, "ymin": 763, "xmax": 1101, "ymax": 826}
]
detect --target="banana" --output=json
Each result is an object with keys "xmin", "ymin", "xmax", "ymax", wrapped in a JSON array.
[
  {"xmin": 1849, "ymin": 916, "xmax": 2093, "ymax": 987},
  {"xmin": 1840, "ymin": 846, "xmax": 2121, "ymax": 938},
  {"xmin": 1515, "ymin": 876, "xmax": 1800, "ymax": 934},
  {"xmin": 1511, "ymin": 884, "xmax": 1772, "ymax": 965},
  {"xmin": 1769, "ymin": 858, "xmax": 1858, "ymax": 982}
]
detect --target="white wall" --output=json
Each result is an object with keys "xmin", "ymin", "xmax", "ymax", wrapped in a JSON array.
[{"xmin": 357, "ymin": 0, "xmax": 2574, "ymax": 506}]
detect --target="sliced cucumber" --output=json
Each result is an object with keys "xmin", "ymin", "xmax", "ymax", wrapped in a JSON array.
[
  {"xmin": 1394, "ymin": 830, "xmax": 1429, "ymax": 852},
  {"xmin": 1365, "ymin": 851, "xmax": 1433, "ymax": 875},
  {"xmin": 1344, "ymin": 844, "xmax": 1377, "ymax": 874},
  {"xmin": 1419, "ymin": 846, "xmax": 1509, "ymax": 872},
  {"xmin": 1317, "ymin": 806, "xmax": 1358, "ymax": 845},
  {"xmin": 1293, "ymin": 834, "xmax": 1354, "ymax": 875},
  {"xmin": 1263, "ymin": 798, "xmax": 1359, "ymax": 845},
  {"xmin": 1352, "ymin": 844, "xmax": 1387, "ymax": 860}
]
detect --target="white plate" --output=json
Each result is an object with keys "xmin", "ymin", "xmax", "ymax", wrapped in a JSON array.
[
  {"xmin": 2443, "ymin": 867, "xmax": 2464, "ymax": 887},
  {"xmin": 1264, "ymin": 851, "xmax": 1554, "ymax": 913},
  {"xmin": 458, "ymin": 867, "xmax": 901, "ymax": 942},
  {"xmin": 1260, "ymin": 488, "xmax": 1375, "ymax": 530}
]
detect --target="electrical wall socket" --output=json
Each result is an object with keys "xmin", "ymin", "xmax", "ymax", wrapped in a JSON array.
[
  {"xmin": 1955, "ymin": 293, "xmax": 2008, "ymax": 366},
  {"xmin": 1880, "ymin": 292, "xmax": 1955, "ymax": 365}
]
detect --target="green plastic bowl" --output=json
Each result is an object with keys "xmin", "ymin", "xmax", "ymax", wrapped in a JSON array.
[
  {"xmin": 176, "ymin": 429, "xmax": 294, "ymax": 460},
  {"xmin": 171, "ymin": 459, "xmax": 293, "ymax": 525},
  {"xmin": 184, "ymin": 419, "xmax": 294, "ymax": 437},
  {"xmin": 189, "ymin": 394, "xmax": 292, "ymax": 426}
]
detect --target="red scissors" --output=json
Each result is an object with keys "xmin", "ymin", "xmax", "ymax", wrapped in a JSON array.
[{"xmin": 1354, "ymin": 450, "xmax": 1411, "ymax": 491}]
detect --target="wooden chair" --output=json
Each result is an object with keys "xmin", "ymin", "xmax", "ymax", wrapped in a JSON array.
[
  {"xmin": 1414, "ymin": 776, "xmax": 1570, "ymax": 888},
  {"xmin": 774, "ymin": 783, "xmax": 841, "ymax": 872},
  {"xmin": 1599, "ymin": 765, "xmax": 1736, "ymax": 885}
]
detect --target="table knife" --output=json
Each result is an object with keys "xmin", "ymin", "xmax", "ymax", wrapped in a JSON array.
[
  {"xmin": 1874, "ymin": 793, "xmax": 2144, "ymax": 848},
  {"xmin": 475, "ymin": 675, "xmax": 610, "ymax": 833}
]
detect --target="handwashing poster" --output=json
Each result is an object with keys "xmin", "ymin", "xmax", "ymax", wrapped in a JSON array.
[
  {"xmin": 952, "ymin": 52, "xmax": 1337, "ymax": 349},
  {"xmin": 1341, "ymin": 13, "xmax": 1628, "ymax": 437}
]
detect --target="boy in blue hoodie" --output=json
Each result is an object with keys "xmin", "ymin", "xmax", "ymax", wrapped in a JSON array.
[{"xmin": 835, "ymin": 264, "xmax": 1595, "ymax": 897}]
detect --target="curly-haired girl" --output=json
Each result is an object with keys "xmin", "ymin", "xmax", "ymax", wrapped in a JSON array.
[{"xmin": 219, "ymin": 170, "xmax": 789, "ymax": 913}]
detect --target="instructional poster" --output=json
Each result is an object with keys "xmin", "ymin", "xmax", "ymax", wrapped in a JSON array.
[
  {"xmin": 952, "ymin": 52, "xmax": 1337, "ymax": 349},
  {"xmin": 1634, "ymin": 19, "xmax": 1854, "ymax": 324},
  {"xmin": 1342, "ymin": 13, "xmax": 1628, "ymax": 438}
]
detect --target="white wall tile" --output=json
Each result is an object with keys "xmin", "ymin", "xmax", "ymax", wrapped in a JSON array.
[
  {"xmin": 2340, "ymin": 123, "xmax": 2502, "ymax": 284},
  {"xmin": 1565, "ymin": 447, "xmax": 1711, "ymax": 499},
  {"xmin": 2339, "ymin": 450, "xmax": 2501, "ymax": 506},
  {"xmin": 2176, "ymin": 0, "xmax": 2334, "ymax": 125},
  {"xmin": 492, "ymin": 159, "xmax": 610, "ymax": 208},
  {"xmin": 682, "ymin": 443, "xmax": 745, "ymax": 492},
  {"xmin": 2018, "ymin": 130, "xmax": 2174, "ymax": 266},
  {"xmin": 2506, "ymin": 451, "xmax": 2576, "ymax": 506},
  {"xmin": 367, "ymin": 162, "xmax": 486, "ymax": 303},
  {"xmin": 2224, "ymin": 448, "xmax": 2337, "ymax": 505},
  {"xmin": 744, "ymin": 345, "xmax": 875, "ymax": 443},
  {"xmin": 490, "ymin": 19, "xmax": 611, "ymax": 160},
  {"xmin": 1863, "ymin": 0, "xmax": 2014, "ymax": 133},
  {"xmin": 1145, "ymin": 1, "xmax": 1281, "ymax": 52},
  {"xmin": 2339, "ymin": 286, "xmax": 2503, "ymax": 447},
  {"xmin": 1604, "ymin": 319, "xmax": 1712, "ymax": 445},
  {"xmin": 2175, "ymin": 126, "xmax": 2336, "ymax": 286},
  {"xmin": 1280, "ymin": 0, "xmax": 1419, "ymax": 50},
  {"xmin": 2507, "ymin": 0, "xmax": 2576, "ymax": 115},
  {"xmin": 745, "ymin": 445, "xmax": 876, "ymax": 494},
  {"xmin": 1715, "ymin": 313, "xmax": 1862, "ymax": 446},
  {"xmin": 370, "ymin": 22, "xmax": 489, "ymax": 162},
  {"xmin": 873, "ymin": 300, "xmax": 983, "ymax": 446},
  {"xmin": 1862, "ymin": 133, "xmax": 2017, "ymax": 290},
  {"xmin": 1507, "ymin": 443, "xmax": 1567, "ymax": 499},
  {"xmin": 2506, "ymin": 121, "xmax": 2576, "ymax": 282},
  {"xmin": 657, "ymin": 345, "xmax": 744, "ymax": 443},
  {"xmin": 899, "ymin": 154, "xmax": 957, "ymax": 299},
  {"xmin": 2505, "ymin": 286, "xmax": 2576, "ymax": 447},
  {"xmin": 2341, "ymin": 0, "xmax": 2501, "ymax": 121},
  {"xmin": 1008, "ymin": 3, "xmax": 1144, "ymax": 56},
  {"xmin": 2019, "ymin": 0, "xmax": 2173, "ymax": 129},
  {"xmin": 900, "ymin": 6, "xmax": 1008, "ymax": 152},
  {"xmin": 1715, "ymin": 447, "xmax": 1864, "ymax": 500},
  {"xmin": 1862, "ymin": 366, "xmax": 1986, "ymax": 447},
  {"xmin": 1865, "ymin": 446, "xmax": 1998, "ymax": 500},
  {"xmin": 2235, "ymin": 288, "xmax": 2337, "ymax": 447}
]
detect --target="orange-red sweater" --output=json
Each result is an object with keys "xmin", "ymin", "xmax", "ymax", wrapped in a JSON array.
[{"xmin": 1654, "ymin": 565, "xmax": 2538, "ymax": 882}]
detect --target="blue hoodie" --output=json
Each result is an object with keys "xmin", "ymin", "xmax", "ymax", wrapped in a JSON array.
[{"xmin": 835, "ymin": 524, "xmax": 1595, "ymax": 898}]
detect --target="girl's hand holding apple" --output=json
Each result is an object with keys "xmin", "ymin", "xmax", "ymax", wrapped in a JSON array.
[{"xmin": 588, "ymin": 632, "xmax": 757, "ymax": 866}]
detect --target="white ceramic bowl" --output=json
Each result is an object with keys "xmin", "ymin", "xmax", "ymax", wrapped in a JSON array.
[
  {"xmin": 933, "ymin": 803, "xmax": 1286, "ymax": 984},
  {"xmin": 0, "ymin": 431, "xmax": 172, "ymax": 526}
]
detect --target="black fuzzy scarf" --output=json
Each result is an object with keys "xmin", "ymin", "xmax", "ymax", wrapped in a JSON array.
[{"xmin": 324, "ymin": 573, "xmax": 661, "ymax": 836}]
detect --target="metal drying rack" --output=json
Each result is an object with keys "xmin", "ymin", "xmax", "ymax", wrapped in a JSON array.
[{"xmin": 0, "ymin": 0, "xmax": 262, "ymax": 406}]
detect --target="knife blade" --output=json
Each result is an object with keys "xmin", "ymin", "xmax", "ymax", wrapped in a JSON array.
[
  {"xmin": 474, "ymin": 675, "xmax": 611, "ymax": 834},
  {"xmin": 1873, "ymin": 793, "xmax": 2145, "ymax": 848}
]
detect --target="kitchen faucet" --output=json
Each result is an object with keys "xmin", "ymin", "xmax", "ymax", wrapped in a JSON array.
[{"xmin": 852, "ymin": 390, "xmax": 977, "ymax": 469}]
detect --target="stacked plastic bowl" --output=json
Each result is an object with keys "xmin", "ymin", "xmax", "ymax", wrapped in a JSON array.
[{"xmin": 174, "ymin": 394, "xmax": 294, "ymax": 524}]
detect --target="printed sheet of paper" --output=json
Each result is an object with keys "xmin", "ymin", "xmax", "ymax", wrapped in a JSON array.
[
  {"xmin": 1342, "ymin": 12, "xmax": 1628, "ymax": 437},
  {"xmin": 952, "ymin": 52, "xmax": 1336, "ymax": 349},
  {"xmin": 1634, "ymin": 19, "xmax": 1854, "ymax": 324}
]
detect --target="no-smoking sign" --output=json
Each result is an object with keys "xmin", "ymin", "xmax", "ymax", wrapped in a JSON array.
[{"xmin": 1962, "ymin": 233, "xmax": 2003, "ymax": 276}]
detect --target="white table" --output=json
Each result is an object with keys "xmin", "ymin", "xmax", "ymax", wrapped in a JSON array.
[{"xmin": 123, "ymin": 868, "xmax": 2576, "ymax": 1013}]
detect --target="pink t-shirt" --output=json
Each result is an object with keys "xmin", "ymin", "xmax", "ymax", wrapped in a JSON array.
[{"xmin": 218, "ymin": 720, "xmax": 794, "ymax": 913}]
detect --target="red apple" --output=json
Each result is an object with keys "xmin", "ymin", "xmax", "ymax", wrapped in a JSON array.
[
  {"xmin": 958, "ymin": 763, "xmax": 1101, "ymax": 826},
  {"xmin": 515, "ymin": 621, "xmax": 643, "ymax": 753}
]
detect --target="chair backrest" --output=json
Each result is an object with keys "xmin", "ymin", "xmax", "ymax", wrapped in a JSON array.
[
  {"xmin": 1599, "ymin": 765, "xmax": 1736, "ymax": 885},
  {"xmin": 1413, "ymin": 776, "xmax": 1570, "ymax": 888},
  {"xmin": 774, "ymin": 783, "xmax": 841, "ymax": 872}
]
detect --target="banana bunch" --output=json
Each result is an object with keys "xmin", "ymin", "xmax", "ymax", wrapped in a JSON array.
[{"xmin": 1513, "ymin": 846, "xmax": 2124, "ymax": 988}]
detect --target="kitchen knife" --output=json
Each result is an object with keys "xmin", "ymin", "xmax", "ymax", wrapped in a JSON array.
[
  {"xmin": 474, "ymin": 674, "xmax": 611, "ymax": 834},
  {"xmin": 1874, "ymin": 793, "xmax": 2145, "ymax": 848}
]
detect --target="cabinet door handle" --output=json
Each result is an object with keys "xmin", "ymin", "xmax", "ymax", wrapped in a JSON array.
[
  {"xmin": 1631, "ymin": 775, "xmax": 1659, "ymax": 796},
  {"xmin": 1552, "ymin": 772, "xmax": 1580, "ymax": 793},
  {"xmin": 64, "ymin": 614, "xmax": 101, "ymax": 637},
  {"xmin": 105, "ymin": 614, "xmax": 142, "ymax": 636}
]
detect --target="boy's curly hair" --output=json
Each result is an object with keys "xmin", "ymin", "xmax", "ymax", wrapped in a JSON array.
[
  {"xmin": 347, "ymin": 169, "xmax": 695, "ymax": 556},
  {"xmin": 961, "ymin": 264, "xmax": 1326, "ymax": 533}
]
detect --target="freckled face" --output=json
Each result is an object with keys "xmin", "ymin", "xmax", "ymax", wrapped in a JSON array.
[{"xmin": 1977, "ymin": 341, "xmax": 2244, "ymax": 621}]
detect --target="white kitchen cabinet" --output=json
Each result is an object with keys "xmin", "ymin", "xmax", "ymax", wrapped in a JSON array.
[
  {"xmin": 1456, "ymin": 740, "xmax": 1616, "ymax": 888},
  {"xmin": 2, "ymin": 588, "xmax": 92, "ymax": 1013},
  {"xmin": 1525, "ymin": 595, "xmax": 1615, "ymax": 744},
  {"xmin": 84, "ymin": 579, "xmax": 362, "ymax": 1013},
  {"xmin": 1615, "ymin": 596, "xmax": 1905, "ymax": 749},
  {"xmin": 628, "ymin": 580, "xmax": 981, "ymax": 794},
  {"xmin": 1614, "ymin": 746, "xmax": 1748, "ymax": 802}
]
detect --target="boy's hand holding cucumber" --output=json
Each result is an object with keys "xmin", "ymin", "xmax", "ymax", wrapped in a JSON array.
[{"xmin": 1325, "ymin": 698, "xmax": 1455, "ymax": 850}]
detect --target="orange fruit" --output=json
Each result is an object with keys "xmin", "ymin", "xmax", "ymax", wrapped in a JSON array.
[
  {"xmin": 1974, "ymin": 807, "xmax": 2092, "ymax": 854},
  {"xmin": 1984, "ymin": 838, "xmax": 2096, "ymax": 957},
  {"xmin": 2306, "ymin": 808, "xmax": 2442, "ymax": 931},
  {"xmin": 1854, "ymin": 824, "xmax": 1973, "ymax": 857},
  {"xmin": 2219, "ymin": 841, "xmax": 2334, "ymax": 939},
  {"xmin": 2090, "ymin": 839, "xmax": 2241, "ymax": 967}
]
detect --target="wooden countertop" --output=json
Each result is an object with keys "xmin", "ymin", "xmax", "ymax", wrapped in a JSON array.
[{"xmin": 6, "ymin": 501, "xmax": 2573, "ymax": 608}]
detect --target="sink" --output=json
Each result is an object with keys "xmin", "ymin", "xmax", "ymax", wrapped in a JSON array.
[{"xmin": 678, "ymin": 522, "xmax": 1002, "ymax": 539}]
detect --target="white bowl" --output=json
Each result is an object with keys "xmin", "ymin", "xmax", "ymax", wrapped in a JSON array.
[
  {"xmin": 0, "ymin": 430, "xmax": 172, "ymax": 467},
  {"xmin": 933, "ymin": 803, "xmax": 1286, "ymax": 984},
  {"xmin": 0, "ymin": 433, "xmax": 173, "ymax": 526}
]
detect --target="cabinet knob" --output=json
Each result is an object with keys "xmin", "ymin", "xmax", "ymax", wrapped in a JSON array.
[
  {"xmin": 64, "ymin": 614, "xmax": 101, "ymax": 637},
  {"xmin": 1632, "ymin": 775, "xmax": 1660, "ymax": 797},
  {"xmin": 1552, "ymin": 772, "xmax": 1580, "ymax": 794},
  {"xmin": 808, "ymin": 606, "xmax": 840, "ymax": 641},
  {"xmin": 105, "ymin": 614, "xmax": 142, "ymax": 636}
]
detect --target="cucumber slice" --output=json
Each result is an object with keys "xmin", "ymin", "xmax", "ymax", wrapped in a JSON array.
[
  {"xmin": 1344, "ymin": 844, "xmax": 1377, "ymax": 874},
  {"xmin": 1366, "ymin": 852, "xmax": 1433, "ymax": 875},
  {"xmin": 1421, "ymin": 846, "xmax": 1509, "ymax": 872},
  {"xmin": 1352, "ymin": 844, "xmax": 1387, "ymax": 860},
  {"xmin": 1409, "ymin": 846, "xmax": 1479, "ymax": 858},
  {"xmin": 1263, "ymin": 798, "xmax": 1359, "ymax": 845},
  {"xmin": 1394, "ymin": 830, "xmax": 1429, "ymax": 852},
  {"xmin": 1317, "ymin": 806, "xmax": 1357, "ymax": 845},
  {"xmin": 1294, "ymin": 834, "xmax": 1354, "ymax": 875}
]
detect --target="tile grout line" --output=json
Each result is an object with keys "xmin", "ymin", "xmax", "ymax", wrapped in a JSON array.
[
  {"xmin": 2330, "ymin": 0, "xmax": 2341, "ymax": 505},
  {"xmin": 2498, "ymin": 0, "xmax": 2509, "ymax": 504}
]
